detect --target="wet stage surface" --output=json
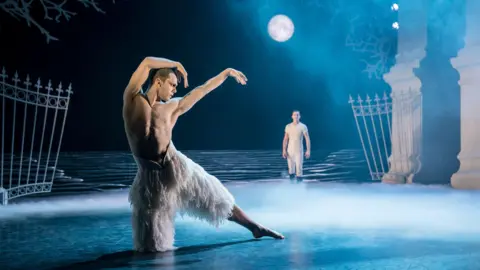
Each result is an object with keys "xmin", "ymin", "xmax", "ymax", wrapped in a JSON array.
[
  {"xmin": 1, "ymin": 150, "xmax": 480, "ymax": 269},
  {"xmin": 2, "ymin": 181, "xmax": 480, "ymax": 270}
]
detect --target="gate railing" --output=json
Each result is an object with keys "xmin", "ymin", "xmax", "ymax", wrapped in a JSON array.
[
  {"xmin": 0, "ymin": 67, "xmax": 72, "ymax": 205},
  {"xmin": 349, "ymin": 92, "xmax": 392, "ymax": 180},
  {"xmin": 349, "ymin": 90, "xmax": 422, "ymax": 181}
]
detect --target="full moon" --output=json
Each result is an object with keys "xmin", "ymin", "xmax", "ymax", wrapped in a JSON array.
[{"xmin": 268, "ymin": 14, "xmax": 294, "ymax": 42}]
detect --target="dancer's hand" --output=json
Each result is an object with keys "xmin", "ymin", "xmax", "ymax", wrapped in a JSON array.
[
  {"xmin": 175, "ymin": 62, "xmax": 189, "ymax": 88},
  {"xmin": 226, "ymin": 68, "xmax": 247, "ymax": 85},
  {"xmin": 305, "ymin": 150, "xmax": 311, "ymax": 159},
  {"xmin": 282, "ymin": 150, "xmax": 287, "ymax": 159}
]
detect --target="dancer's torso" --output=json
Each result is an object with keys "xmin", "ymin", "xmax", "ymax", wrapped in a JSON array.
[
  {"xmin": 124, "ymin": 93, "xmax": 179, "ymax": 163},
  {"xmin": 285, "ymin": 122, "xmax": 306, "ymax": 153}
]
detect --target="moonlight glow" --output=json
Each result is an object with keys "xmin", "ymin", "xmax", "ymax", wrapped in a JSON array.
[{"xmin": 268, "ymin": 14, "xmax": 294, "ymax": 42}]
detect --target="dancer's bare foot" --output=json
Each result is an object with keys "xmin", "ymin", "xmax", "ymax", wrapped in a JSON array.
[
  {"xmin": 228, "ymin": 205, "xmax": 285, "ymax": 239},
  {"xmin": 253, "ymin": 225, "xmax": 285, "ymax": 239}
]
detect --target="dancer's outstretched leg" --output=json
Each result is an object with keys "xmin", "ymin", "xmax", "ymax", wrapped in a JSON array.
[{"xmin": 228, "ymin": 205, "xmax": 285, "ymax": 239}]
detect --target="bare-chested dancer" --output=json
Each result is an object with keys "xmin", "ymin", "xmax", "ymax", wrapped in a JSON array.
[{"xmin": 123, "ymin": 57, "xmax": 284, "ymax": 252}]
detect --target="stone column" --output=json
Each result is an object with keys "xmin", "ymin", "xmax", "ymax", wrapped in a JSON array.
[
  {"xmin": 382, "ymin": 1, "xmax": 427, "ymax": 184},
  {"xmin": 450, "ymin": 0, "xmax": 480, "ymax": 189}
]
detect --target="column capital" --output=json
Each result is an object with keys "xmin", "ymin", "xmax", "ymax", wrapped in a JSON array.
[
  {"xmin": 383, "ymin": 1, "xmax": 427, "ymax": 92},
  {"xmin": 451, "ymin": 0, "xmax": 480, "ymax": 85},
  {"xmin": 464, "ymin": 0, "xmax": 480, "ymax": 46},
  {"xmin": 395, "ymin": 0, "xmax": 428, "ymax": 62}
]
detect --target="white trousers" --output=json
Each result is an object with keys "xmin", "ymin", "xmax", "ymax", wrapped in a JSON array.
[
  {"xmin": 287, "ymin": 149, "xmax": 304, "ymax": 176},
  {"xmin": 129, "ymin": 143, "xmax": 235, "ymax": 252}
]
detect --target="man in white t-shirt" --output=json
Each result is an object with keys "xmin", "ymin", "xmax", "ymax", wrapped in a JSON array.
[{"xmin": 282, "ymin": 110, "xmax": 311, "ymax": 180}]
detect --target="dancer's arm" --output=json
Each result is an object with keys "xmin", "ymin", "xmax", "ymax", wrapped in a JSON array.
[
  {"xmin": 123, "ymin": 57, "xmax": 187, "ymax": 101},
  {"xmin": 282, "ymin": 132, "xmax": 289, "ymax": 158},
  {"xmin": 303, "ymin": 126, "xmax": 311, "ymax": 158},
  {"xmin": 173, "ymin": 68, "xmax": 247, "ymax": 116}
]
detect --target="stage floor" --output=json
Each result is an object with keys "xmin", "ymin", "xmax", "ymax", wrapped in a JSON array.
[{"xmin": 2, "ymin": 181, "xmax": 480, "ymax": 270}]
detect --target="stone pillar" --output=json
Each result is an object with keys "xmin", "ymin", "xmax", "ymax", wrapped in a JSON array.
[
  {"xmin": 382, "ymin": 1, "xmax": 427, "ymax": 184},
  {"xmin": 411, "ymin": 0, "xmax": 462, "ymax": 185},
  {"xmin": 451, "ymin": 0, "xmax": 480, "ymax": 189}
]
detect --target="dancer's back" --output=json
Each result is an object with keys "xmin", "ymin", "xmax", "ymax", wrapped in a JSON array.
[
  {"xmin": 123, "ymin": 96, "xmax": 177, "ymax": 162},
  {"xmin": 123, "ymin": 70, "xmax": 181, "ymax": 163}
]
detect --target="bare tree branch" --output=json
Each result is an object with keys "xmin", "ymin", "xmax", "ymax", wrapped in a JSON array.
[
  {"xmin": 304, "ymin": 0, "xmax": 394, "ymax": 80},
  {"xmin": 0, "ymin": 0, "xmax": 115, "ymax": 43},
  {"xmin": 344, "ymin": 12, "xmax": 394, "ymax": 80},
  {"xmin": 346, "ymin": 29, "xmax": 393, "ymax": 80}
]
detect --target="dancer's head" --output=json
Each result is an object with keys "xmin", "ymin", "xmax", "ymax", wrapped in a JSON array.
[
  {"xmin": 147, "ymin": 68, "xmax": 182, "ymax": 101},
  {"xmin": 292, "ymin": 110, "xmax": 301, "ymax": 123}
]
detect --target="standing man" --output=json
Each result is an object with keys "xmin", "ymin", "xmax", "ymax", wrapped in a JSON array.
[
  {"xmin": 123, "ymin": 56, "xmax": 284, "ymax": 253},
  {"xmin": 282, "ymin": 110, "xmax": 311, "ymax": 181}
]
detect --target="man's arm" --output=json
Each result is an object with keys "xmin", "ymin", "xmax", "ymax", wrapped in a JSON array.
[
  {"xmin": 282, "ymin": 132, "xmax": 289, "ymax": 158},
  {"xmin": 173, "ymin": 68, "xmax": 246, "ymax": 116},
  {"xmin": 123, "ymin": 57, "xmax": 183, "ymax": 101},
  {"xmin": 303, "ymin": 126, "xmax": 311, "ymax": 157}
]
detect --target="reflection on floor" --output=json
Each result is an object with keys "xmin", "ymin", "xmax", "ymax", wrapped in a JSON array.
[{"xmin": 2, "ymin": 182, "xmax": 480, "ymax": 269}]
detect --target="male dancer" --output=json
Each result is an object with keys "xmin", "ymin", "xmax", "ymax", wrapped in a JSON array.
[
  {"xmin": 282, "ymin": 110, "xmax": 311, "ymax": 181},
  {"xmin": 123, "ymin": 56, "xmax": 284, "ymax": 252}
]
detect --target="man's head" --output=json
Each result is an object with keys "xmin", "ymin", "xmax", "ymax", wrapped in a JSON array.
[
  {"xmin": 291, "ymin": 110, "xmax": 301, "ymax": 123},
  {"xmin": 147, "ymin": 68, "xmax": 182, "ymax": 101}
]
